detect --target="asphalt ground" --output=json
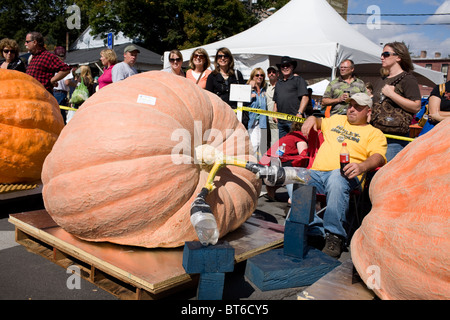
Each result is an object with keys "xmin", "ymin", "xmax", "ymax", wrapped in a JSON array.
[{"xmin": 0, "ymin": 186, "xmax": 351, "ymax": 308}]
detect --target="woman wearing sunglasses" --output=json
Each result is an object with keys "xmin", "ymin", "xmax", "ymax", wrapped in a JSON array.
[
  {"xmin": 163, "ymin": 49, "xmax": 185, "ymax": 77},
  {"xmin": 371, "ymin": 41, "xmax": 421, "ymax": 161},
  {"xmin": 246, "ymin": 68, "xmax": 268, "ymax": 159},
  {"xmin": 205, "ymin": 47, "xmax": 245, "ymax": 108},
  {"xmin": 0, "ymin": 38, "xmax": 26, "ymax": 72},
  {"xmin": 186, "ymin": 48, "xmax": 211, "ymax": 89}
]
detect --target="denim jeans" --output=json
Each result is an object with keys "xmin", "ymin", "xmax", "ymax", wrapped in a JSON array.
[
  {"xmin": 386, "ymin": 138, "xmax": 409, "ymax": 162},
  {"xmin": 277, "ymin": 121, "xmax": 292, "ymax": 139},
  {"xmin": 53, "ymin": 91, "xmax": 68, "ymax": 124},
  {"xmin": 306, "ymin": 169, "xmax": 360, "ymax": 239}
]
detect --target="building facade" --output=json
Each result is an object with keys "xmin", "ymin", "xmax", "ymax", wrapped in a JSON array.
[{"xmin": 413, "ymin": 51, "xmax": 449, "ymax": 97}]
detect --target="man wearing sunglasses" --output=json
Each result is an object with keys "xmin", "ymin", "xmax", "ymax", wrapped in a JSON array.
[
  {"xmin": 112, "ymin": 45, "xmax": 140, "ymax": 82},
  {"xmin": 273, "ymin": 56, "xmax": 309, "ymax": 138},
  {"xmin": 322, "ymin": 59, "xmax": 367, "ymax": 116},
  {"xmin": 25, "ymin": 31, "xmax": 71, "ymax": 93},
  {"xmin": 301, "ymin": 93, "xmax": 387, "ymax": 258}
]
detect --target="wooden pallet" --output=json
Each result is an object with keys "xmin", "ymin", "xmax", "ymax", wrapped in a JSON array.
[
  {"xmin": 297, "ymin": 259, "xmax": 377, "ymax": 300},
  {"xmin": 9, "ymin": 210, "xmax": 284, "ymax": 300}
]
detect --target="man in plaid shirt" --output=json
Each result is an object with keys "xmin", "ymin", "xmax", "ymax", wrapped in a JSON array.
[{"xmin": 25, "ymin": 32, "xmax": 70, "ymax": 93}]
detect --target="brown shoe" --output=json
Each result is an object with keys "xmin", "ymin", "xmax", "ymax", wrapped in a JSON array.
[{"xmin": 322, "ymin": 233, "xmax": 343, "ymax": 258}]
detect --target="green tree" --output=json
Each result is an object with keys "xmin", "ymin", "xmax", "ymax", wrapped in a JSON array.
[
  {"xmin": 0, "ymin": 0, "xmax": 88, "ymax": 51},
  {"xmin": 78, "ymin": 0, "xmax": 258, "ymax": 53}
]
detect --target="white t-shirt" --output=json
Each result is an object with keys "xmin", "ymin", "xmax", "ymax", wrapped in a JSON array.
[{"xmin": 54, "ymin": 72, "xmax": 73, "ymax": 92}]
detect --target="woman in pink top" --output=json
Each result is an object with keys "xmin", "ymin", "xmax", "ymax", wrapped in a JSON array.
[
  {"xmin": 186, "ymin": 48, "xmax": 211, "ymax": 89},
  {"xmin": 98, "ymin": 49, "xmax": 117, "ymax": 89}
]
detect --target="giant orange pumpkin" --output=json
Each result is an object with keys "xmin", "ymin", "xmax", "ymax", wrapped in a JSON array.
[
  {"xmin": 0, "ymin": 69, "xmax": 64, "ymax": 183},
  {"xmin": 351, "ymin": 118, "xmax": 450, "ymax": 300},
  {"xmin": 42, "ymin": 71, "xmax": 260, "ymax": 248}
]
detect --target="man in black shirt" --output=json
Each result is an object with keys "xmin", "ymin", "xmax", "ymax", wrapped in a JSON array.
[{"xmin": 273, "ymin": 56, "xmax": 309, "ymax": 138}]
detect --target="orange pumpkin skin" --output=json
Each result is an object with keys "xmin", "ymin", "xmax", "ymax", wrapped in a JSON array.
[
  {"xmin": 351, "ymin": 118, "xmax": 450, "ymax": 300},
  {"xmin": 42, "ymin": 71, "xmax": 261, "ymax": 248},
  {"xmin": 0, "ymin": 69, "xmax": 64, "ymax": 183}
]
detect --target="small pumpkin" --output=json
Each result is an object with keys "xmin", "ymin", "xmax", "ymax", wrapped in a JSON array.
[
  {"xmin": 351, "ymin": 118, "xmax": 450, "ymax": 300},
  {"xmin": 0, "ymin": 69, "xmax": 64, "ymax": 183},
  {"xmin": 42, "ymin": 71, "xmax": 260, "ymax": 248}
]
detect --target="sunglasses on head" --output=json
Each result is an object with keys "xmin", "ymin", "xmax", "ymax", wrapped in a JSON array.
[
  {"xmin": 217, "ymin": 54, "xmax": 229, "ymax": 59},
  {"xmin": 381, "ymin": 51, "xmax": 397, "ymax": 58},
  {"xmin": 3, "ymin": 49, "xmax": 14, "ymax": 54},
  {"xmin": 169, "ymin": 58, "xmax": 182, "ymax": 63}
]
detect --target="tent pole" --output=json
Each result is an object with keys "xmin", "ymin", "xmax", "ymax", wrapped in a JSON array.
[{"xmin": 331, "ymin": 43, "xmax": 340, "ymax": 81}]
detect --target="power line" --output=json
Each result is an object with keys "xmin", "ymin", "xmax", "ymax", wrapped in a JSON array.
[{"xmin": 343, "ymin": 13, "xmax": 450, "ymax": 17}]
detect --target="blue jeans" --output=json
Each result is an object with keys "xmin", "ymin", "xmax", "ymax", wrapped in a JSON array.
[
  {"xmin": 306, "ymin": 169, "xmax": 360, "ymax": 239},
  {"xmin": 53, "ymin": 91, "xmax": 68, "ymax": 124},
  {"xmin": 277, "ymin": 121, "xmax": 292, "ymax": 139},
  {"xmin": 386, "ymin": 138, "xmax": 409, "ymax": 162}
]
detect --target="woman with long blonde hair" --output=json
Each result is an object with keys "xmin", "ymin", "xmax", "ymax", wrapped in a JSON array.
[{"xmin": 246, "ymin": 67, "xmax": 268, "ymax": 159}]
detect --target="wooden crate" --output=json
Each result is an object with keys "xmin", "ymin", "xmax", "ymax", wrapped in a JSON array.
[{"xmin": 9, "ymin": 210, "xmax": 284, "ymax": 300}]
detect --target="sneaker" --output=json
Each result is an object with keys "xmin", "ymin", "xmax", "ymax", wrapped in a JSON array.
[{"xmin": 322, "ymin": 233, "xmax": 343, "ymax": 258}]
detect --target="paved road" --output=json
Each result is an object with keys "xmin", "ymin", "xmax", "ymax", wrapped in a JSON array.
[{"xmin": 0, "ymin": 186, "xmax": 350, "ymax": 302}]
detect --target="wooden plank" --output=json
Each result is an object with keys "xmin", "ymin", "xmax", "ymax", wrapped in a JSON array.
[
  {"xmin": 9, "ymin": 209, "xmax": 284, "ymax": 299},
  {"xmin": 245, "ymin": 248, "xmax": 340, "ymax": 291},
  {"xmin": 298, "ymin": 259, "xmax": 377, "ymax": 300}
]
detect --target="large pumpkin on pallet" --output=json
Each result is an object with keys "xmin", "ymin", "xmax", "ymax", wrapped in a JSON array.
[
  {"xmin": 42, "ymin": 71, "xmax": 260, "ymax": 248},
  {"xmin": 351, "ymin": 118, "xmax": 450, "ymax": 300},
  {"xmin": 0, "ymin": 69, "xmax": 64, "ymax": 183}
]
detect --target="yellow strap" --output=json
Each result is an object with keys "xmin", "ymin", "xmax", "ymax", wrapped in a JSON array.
[{"xmin": 60, "ymin": 105, "xmax": 78, "ymax": 111}]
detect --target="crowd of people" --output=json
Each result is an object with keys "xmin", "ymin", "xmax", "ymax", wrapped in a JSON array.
[{"xmin": 1, "ymin": 33, "xmax": 448, "ymax": 259}]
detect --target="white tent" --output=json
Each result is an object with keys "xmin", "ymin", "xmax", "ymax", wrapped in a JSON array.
[
  {"xmin": 308, "ymin": 79, "xmax": 330, "ymax": 97},
  {"xmin": 166, "ymin": 0, "xmax": 443, "ymax": 86}
]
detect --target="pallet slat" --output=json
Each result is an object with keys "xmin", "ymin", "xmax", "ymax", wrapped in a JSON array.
[{"xmin": 9, "ymin": 210, "xmax": 284, "ymax": 300}]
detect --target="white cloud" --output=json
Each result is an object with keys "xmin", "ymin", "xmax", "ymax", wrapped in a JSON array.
[
  {"xmin": 351, "ymin": 19, "xmax": 450, "ymax": 57},
  {"xmin": 426, "ymin": 0, "xmax": 450, "ymax": 24},
  {"xmin": 404, "ymin": 0, "xmax": 440, "ymax": 5}
]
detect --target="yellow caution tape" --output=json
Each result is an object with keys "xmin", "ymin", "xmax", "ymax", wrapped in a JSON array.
[
  {"xmin": 384, "ymin": 134, "xmax": 414, "ymax": 142},
  {"xmin": 237, "ymin": 107, "xmax": 415, "ymax": 142},
  {"xmin": 236, "ymin": 107, "xmax": 305, "ymax": 123},
  {"xmin": 60, "ymin": 105, "xmax": 78, "ymax": 111}
]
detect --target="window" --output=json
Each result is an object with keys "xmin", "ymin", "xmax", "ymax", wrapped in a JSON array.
[{"xmin": 441, "ymin": 64, "xmax": 448, "ymax": 82}]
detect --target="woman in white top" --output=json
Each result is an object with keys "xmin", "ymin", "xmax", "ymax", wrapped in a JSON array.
[{"xmin": 186, "ymin": 48, "xmax": 211, "ymax": 89}]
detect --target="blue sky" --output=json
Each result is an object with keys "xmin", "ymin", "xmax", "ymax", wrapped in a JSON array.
[{"xmin": 347, "ymin": 0, "xmax": 450, "ymax": 57}]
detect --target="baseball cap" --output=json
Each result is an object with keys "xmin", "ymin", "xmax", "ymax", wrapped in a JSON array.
[
  {"xmin": 346, "ymin": 92, "xmax": 373, "ymax": 109},
  {"xmin": 267, "ymin": 65, "xmax": 278, "ymax": 72},
  {"xmin": 124, "ymin": 45, "xmax": 140, "ymax": 54}
]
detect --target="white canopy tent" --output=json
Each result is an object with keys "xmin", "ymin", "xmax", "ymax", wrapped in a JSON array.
[
  {"xmin": 308, "ymin": 79, "xmax": 330, "ymax": 97},
  {"xmin": 165, "ymin": 0, "xmax": 443, "ymax": 86}
]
